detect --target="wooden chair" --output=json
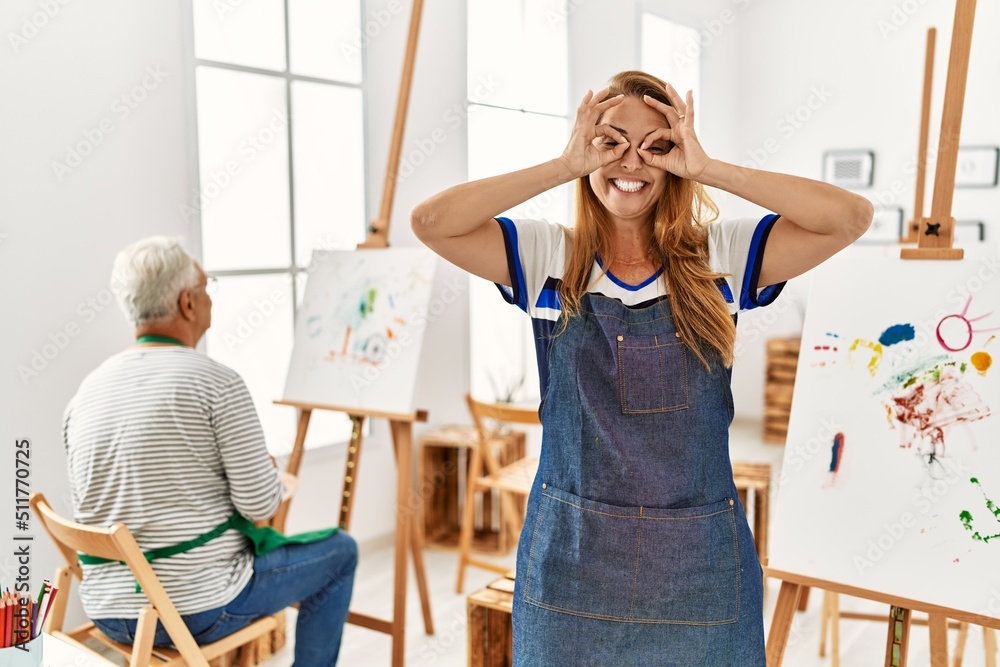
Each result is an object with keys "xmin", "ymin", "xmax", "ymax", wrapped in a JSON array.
[
  {"xmin": 455, "ymin": 394, "xmax": 540, "ymax": 594},
  {"xmin": 31, "ymin": 492, "xmax": 280, "ymax": 667}
]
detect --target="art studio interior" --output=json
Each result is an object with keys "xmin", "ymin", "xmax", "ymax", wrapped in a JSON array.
[{"xmin": 3, "ymin": 0, "xmax": 1000, "ymax": 665}]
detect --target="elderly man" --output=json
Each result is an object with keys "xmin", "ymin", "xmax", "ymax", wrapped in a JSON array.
[{"xmin": 63, "ymin": 237, "xmax": 356, "ymax": 665}]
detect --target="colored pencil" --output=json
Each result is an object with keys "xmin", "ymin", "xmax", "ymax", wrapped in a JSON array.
[
  {"xmin": 30, "ymin": 581, "xmax": 46, "ymax": 637},
  {"xmin": 4, "ymin": 593, "xmax": 12, "ymax": 649},
  {"xmin": 0, "ymin": 596, "xmax": 7, "ymax": 648},
  {"xmin": 4, "ymin": 593, "xmax": 11, "ymax": 649},
  {"xmin": 40, "ymin": 585, "xmax": 58, "ymax": 636}
]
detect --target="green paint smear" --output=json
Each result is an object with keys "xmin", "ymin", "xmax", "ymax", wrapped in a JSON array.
[
  {"xmin": 359, "ymin": 288, "xmax": 377, "ymax": 318},
  {"xmin": 960, "ymin": 478, "xmax": 1000, "ymax": 543},
  {"xmin": 878, "ymin": 355, "xmax": 953, "ymax": 393}
]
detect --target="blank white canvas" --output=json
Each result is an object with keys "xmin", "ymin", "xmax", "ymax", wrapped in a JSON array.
[
  {"xmin": 770, "ymin": 252, "xmax": 1000, "ymax": 619},
  {"xmin": 282, "ymin": 248, "xmax": 438, "ymax": 414}
]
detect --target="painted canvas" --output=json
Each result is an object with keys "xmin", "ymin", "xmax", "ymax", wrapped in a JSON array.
[
  {"xmin": 769, "ymin": 251, "xmax": 1000, "ymax": 619},
  {"xmin": 282, "ymin": 248, "xmax": 438, "ymax": 414}
]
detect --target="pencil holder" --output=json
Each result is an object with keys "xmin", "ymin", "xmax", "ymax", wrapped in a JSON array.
[{"xmin": 0, "ymin": 636, "xmax": 43, "ymax": 667}]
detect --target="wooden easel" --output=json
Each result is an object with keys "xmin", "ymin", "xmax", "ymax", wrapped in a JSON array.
[
  {"xmin": 767, "ymin": 2, "xmax": 993, "ymax": 665},
  {"xmin": 818, "ymin": 591, "xmax": 996, "ymax": 667},
  {"xmin": 900, "ymin": 0, "xmax": 976, "ymax": 260},
  {"xmin": 902, "ymin": 27, "xmax": 936, "ymax": 244},
  {"xmin": 272, "ymin": 401, "xmax": 435, "ymax": 667},
  {"xmin": 765, "ymin": 570, "xmax": 1000, "ymax": 667},
  {"xmin": 270, "ymin": 2, "xmax": 434, "ymax": 666}
]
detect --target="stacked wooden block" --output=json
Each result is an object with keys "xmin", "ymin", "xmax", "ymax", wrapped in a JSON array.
[
  {"xmin": 210, "ymin": 610, "xmax": 286, "ymax": 666},
  {"xmin": 764, "ymin": 337, "xmax": 801, "ymax": 444},
  {"xmin": 468, "ymin": 572, "xmax": 516, "ymax": 667},
  {"xmin": 418, "ymin": 426, "xmax": 526, "ymax": 554},
  {"xmin": 732, "ymin": 462, "xmax": 771, "ymax": 564}
]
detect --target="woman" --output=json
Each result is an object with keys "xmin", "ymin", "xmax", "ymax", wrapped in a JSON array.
[{"xmin": 411, "ymin": 71, "xmax": 871, "ymax": 665}]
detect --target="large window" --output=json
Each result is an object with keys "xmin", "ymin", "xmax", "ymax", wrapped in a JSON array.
[
  {"xmin": 466, "ymin": 0, "xmax": 571, "ymax": 404},
  {"xmin": 191, "ymin": 0, "xmax": 365, "ymax": 454},
  {"xmin": 641, "ymin": 13, "xmax": 701, "ymax": 122}
]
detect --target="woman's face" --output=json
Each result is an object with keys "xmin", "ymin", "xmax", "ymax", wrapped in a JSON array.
[{"xmin": 588, "ymin": 95, "xmax": 671, "ymax": 228}]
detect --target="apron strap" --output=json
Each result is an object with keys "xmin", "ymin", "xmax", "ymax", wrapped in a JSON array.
[{"xmin": 78, "ymin": 513, "xmax": 340, "ymax": 592}]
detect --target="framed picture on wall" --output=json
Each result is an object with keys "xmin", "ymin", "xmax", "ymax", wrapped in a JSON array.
[
  {"xmin": 855, "ymin": 206, "xmax": 903, "ymax": 244},
  {"xmin": 955, "ymin": 220, "xmax": 986, "ymax": 243},
  {"xmin": 955, "ymin": 146, "xmax": 999, "ymax": 188},
  {"xmin": 823, "ymin": 150, "xmax": 874, "ymax": 189}
]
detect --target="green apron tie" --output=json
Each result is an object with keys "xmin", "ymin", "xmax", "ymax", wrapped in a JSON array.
[{"xmin": 78, "ymin": 513, "xmax": 340, "ymax": 592}]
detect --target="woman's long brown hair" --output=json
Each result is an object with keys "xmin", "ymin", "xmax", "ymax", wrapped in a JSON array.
[{"xmin": 559, "ymin": 70, "xmax": 736, "ymax": 368}]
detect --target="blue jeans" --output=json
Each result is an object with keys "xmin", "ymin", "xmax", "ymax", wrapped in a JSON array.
[{"xmin": 93, "ymin": 532, "xmax": 357, "ymax": 666}]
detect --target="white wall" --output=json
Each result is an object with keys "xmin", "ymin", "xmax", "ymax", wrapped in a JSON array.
[
  {"xmin": 0, "ymin": 0, "xmax": 198, "ymax": 626},
  {"xmin": 726, "ymin": 0, "xmax": 1000, "ymax": 420}
]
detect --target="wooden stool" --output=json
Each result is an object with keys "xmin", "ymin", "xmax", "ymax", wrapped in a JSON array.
[
  {"xmin": 467, "ymin": 571, "xmax": 516, "ymax": 667},
  {"xmin": 732, "ymin": 461, "xmax": 771, "ymax": 564}
]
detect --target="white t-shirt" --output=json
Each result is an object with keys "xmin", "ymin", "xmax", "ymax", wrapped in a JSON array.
[
  {"xmin": 64, "ymin": 347, "xmax": 284, "ymax": 619},
  {"xmin": 494, "ymin": 214, "xmax": 786, "ymax": 393}
]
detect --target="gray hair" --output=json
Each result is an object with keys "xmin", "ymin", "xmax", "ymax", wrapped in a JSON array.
[{"xmin": 111, "ymin": 237, "xmax": 200, "ymax": 326}]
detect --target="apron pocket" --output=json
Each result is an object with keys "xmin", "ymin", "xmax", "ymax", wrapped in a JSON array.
[
  {"xmin": 616, "ymin": 334, "xmax": 688, "ymax": 414},
  {"xmin": 523, "ymin": 486, "xmax": 739, "ymax": 625},
  {"xmin": 631, "ymin": 497, "xmax": 740, "ymax": 624},
  {"xmin": 524, "ymin": 485, "xmax": 640, "ymax": 621}
]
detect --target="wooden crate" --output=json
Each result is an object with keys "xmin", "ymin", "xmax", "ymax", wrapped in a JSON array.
[
  {"xmin": 764, "ymin": 337, "xmax": 801, "ymax": 444},
  {"xmin": 210, "ymin": 610, "xmax": 287, "ymax": 666},
  {"xmin": 468, "ymin": 574, "xmax": 515, "ymax": 667},
  {"xmin": 732, "ymin": 462, "xmax": 771, "ymax": 563},
  {"xmin": 418, "ymin": 426, "xmax": 526, "ymax": 554}
]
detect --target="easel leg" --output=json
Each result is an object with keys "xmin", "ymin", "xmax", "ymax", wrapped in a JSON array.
[
  {"xmin": 885, "ymin": 607, "xmax": 912, "ymax": 667},
  {"xmin": 929, "ymin": 614, "xmax": 949, "ymax": 667},
  {"xmin": 410, "ymin": 513, "xmax": 435, "ymax": 635},
  {"xmin": 952, "ymin": 622, "xmax": 968, "ymax": 667},
  {"xmin": 984, "ymin": 627, "xmax": 997, "ymax": 667},
  {"xmin": 390, "ymin": 419, "xmax": 412, "ymax": 667},
  {"xmin": 272, "ymin": 408, "xmax": 312, "ymax": 533},
  {"xmin": 766, "ymin": 581, "xmax": 802, "ymax": 667},
  {"xmin": 819, "ymin": 590, "xmax": 830, "ymax": 657},
  {"xmin": 798, "ymin": 586, "xmax": 811, "ymax": 611},
  {"xmin": 830, "ymin": 592, "xmax": 840, "ymax": 667}
]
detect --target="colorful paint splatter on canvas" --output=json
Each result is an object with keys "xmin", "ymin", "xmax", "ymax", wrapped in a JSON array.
[
  {"xmin": 282, "ymin": 248, "xmax": 438, "ymax": 414},
  {"xmin": 770, "ymin": 253, "xmax": 1000, "ymax": 620}
]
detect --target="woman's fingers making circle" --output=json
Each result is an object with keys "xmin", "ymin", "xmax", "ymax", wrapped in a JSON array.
[
  {"xmin": 637, "ymin": 127, "xmax": 672, "ymax": 167},
  {"xmin": 596, "ymin": 123, "xmax": 628, "ymax": 146},
  {"xmin": 642, "ymin": 94, "xmax": 682, "ymax": 128},
  {"xmin": 663, "ymin": 82, "xmax": 688, "ymax": 117},
  {"xmin": 684, "ymin": 89, "xmax": 695, "ymax": 124},
  {"xmin": 593, "ymin": 91, "xmax": 626, "ymax": 115},
  {"xmin": 594, "ymin": 124, "xmax": 630, "ymax": 162},
  {"xmin": 562, "ymin": 88, "xmax": 628, "ymax": 177}
]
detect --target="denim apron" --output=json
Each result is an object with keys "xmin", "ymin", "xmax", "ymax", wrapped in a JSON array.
[{"xmin": 512, "ymin": 293, "xmax": 765, "ymax": 666}]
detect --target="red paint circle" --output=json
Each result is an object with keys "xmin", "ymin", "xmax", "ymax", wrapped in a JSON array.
[{"xmin": 936, "ymin": 314, "xmax": 973, "ymax": 352}]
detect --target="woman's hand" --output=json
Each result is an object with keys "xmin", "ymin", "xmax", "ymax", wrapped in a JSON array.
[
  {"xmin": 638, "ymin": 85, "xmax": 713, "ymax": 181},
  {"xmin": 558, "ymin": 88, "xmax": 630, "ymax": 179}
]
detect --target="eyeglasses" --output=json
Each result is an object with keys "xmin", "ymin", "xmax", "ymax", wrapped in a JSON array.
[{"xmin": 205, "ymin": 275, "xmax": 219, "ymax": 295}]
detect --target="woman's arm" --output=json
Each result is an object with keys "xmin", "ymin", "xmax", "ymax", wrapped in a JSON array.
[
  {"xmin": 410, "ymin": 159, "xmax": 576, "ymax": 286},
  {"xmin": 638, "ymin": 85, "xmax": 873, "ymax": 287},
  {"xmin": 410, "ymin": 89, "xmax": 628, "ymax": 285},
  {"xmin": 697, "ymin": 161, "xmax": 874, "ymax": 286}
]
